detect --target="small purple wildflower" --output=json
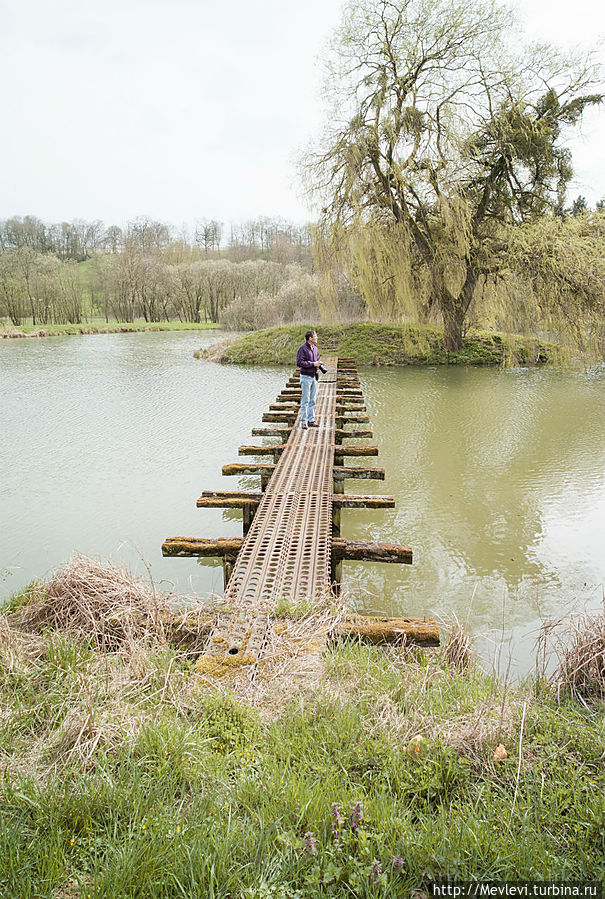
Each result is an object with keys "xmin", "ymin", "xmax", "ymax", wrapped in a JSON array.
[
  {"xmin": 303, "ymin": 832, "xmax": 317, "ymax": 854},
  {"xmin": 391, "ymin": 856, "xmax": 404, "ymax": 871},
  {"xmin": 330, "ymin": 802, "xmax": 342, "ymax": 839},
  {"xmin": 350, "ymin": 800, "xmax": 364, "ymax": 831},
  {"xmin": 369, "ymin": 859, "xmax": 382, "ymax": 881}
]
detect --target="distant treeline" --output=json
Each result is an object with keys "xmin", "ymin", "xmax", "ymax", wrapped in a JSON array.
[
  {"xmin": 0, "ymin": 216, "xmax": 323, "ymax": 329},
  {"xmin": 0, "ymin": 215, "xmax": 312, "ymax": 263}
]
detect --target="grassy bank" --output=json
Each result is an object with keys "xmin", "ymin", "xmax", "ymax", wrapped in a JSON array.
[
  {"xmin": 1, "ymin": 321, "xmax": 219, "ymax": 339},
  {"xmin": 1, "ymin": 560, "xmax": 603, "ymax": 896},
  {"xmin": 198, "ymin": 323, "xmax": 563, "ymax": 367}
]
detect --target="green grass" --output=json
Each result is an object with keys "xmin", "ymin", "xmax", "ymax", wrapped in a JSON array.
[
  {"xmin": 0, "ymin": 320, "xmax": 220, "ymax": 338},
  {"xmin": 1, "ymin": 602, "xmax": 603, "ymax": 896},
  {"xmin": 202, "ymin": 322, "xmax": 564, "ymax": 367}
]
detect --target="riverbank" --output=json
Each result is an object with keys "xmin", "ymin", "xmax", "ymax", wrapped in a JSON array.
[
  {"xmin": 198, "ymin": 322, "xmax": 564, "ymax": 366},
  {"xmin": 0, "ymin": 320, "xmax": 219, "ymax": 339},
  {"xmin": 1, "ymin": 559, "xmax": 603, "ymax": 895}
]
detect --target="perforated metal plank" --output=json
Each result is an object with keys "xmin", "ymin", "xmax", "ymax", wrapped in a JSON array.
[{"xmin": 223, "ymin": 357, "xmax": 338, "ymax": 610}]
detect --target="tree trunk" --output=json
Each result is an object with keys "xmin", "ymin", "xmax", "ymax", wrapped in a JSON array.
[
  {"xmin": 442, "ymin": 299, "xmax": 464, "ymax": 351},
  {"xmin": 441, "ymin": 264, "xmax": 478, "ymax": 352}
]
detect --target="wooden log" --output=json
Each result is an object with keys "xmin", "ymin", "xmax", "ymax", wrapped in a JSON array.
[
  {"xmin": 269, "ymin": 403, "xmax": 298, "ymax": 411},
  {"xmin": 196, "ymin": 492, "xmax": 394, "ymax": 510},
  {"xmin": 332, "ymin": 538, "xmax": 412, "ymax": 564},
  {"xmin": 251, "ymin": 426, "xmax": 291, "ymax": 437},
  {"xmin": 282, "ymin": 388, "xmax": 363, "ymax": 397},
  {"xmin": 332, "ymin": 494, "xmax": 395, "ymax": 508},
  {"xmin": 196, "ymin": 497, "xmax": 257, "ymax": 509},
  {"xmin": 335, "ymin": 428, "xmax": 373, "ymax": 440},
  {"xmin": 336, "ymin": 615, "xmax": 439, "ymax": 646},
  {"xmin": 162, "ymin": 537, "xmax": 243, "ymax": 559},
  {"xmin": 109, "ymin": 609, "xmax": 437, "ymax": 650},
  {"xmin": 336, "ymin": 403, "xmax": 366, "ymax": 412},
  {"xmin": 335, "ymin": 415, "xmax": 370, "ymax": 423},
  {"xmin": 333, "ymin": 465, "xmax": 384, "ymax": 480},
  {"xmin": 163, "ymin": 536, "xmax": 410, "ymax": 563},
  {"xmin": 239, "ymin": 444, "xmax": 286, "ymax": 456},
  {"xmin": 222, "ymin": 462, "xmax": 276, "ymax": 477},
  {"xmin": 199, "ymin": 490, "xmax": 262, "ymax": 501},
  {"xmin": 333, "ymin": 445, "xmax": 378, "ymax": 457},
  {"xmin": 106, "ymin": 607, "xmax": 214, "ymax": 649},
  {"xmin": 262, "ymin": 412, "xmax": 296, "ymax": 422}
]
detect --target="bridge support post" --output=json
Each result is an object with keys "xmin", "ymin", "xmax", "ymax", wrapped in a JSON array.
[
  {"xmin": 331, "ymin": 558, "xmax": 343, "ymax": 593},
  {"xmin": 261, "ymin": 473, "xmax": 271, "ymax": 492},
  {"xmin": 223, "ymin": 559, "xmax": 234, "ymax": 589},
  {"xmin": 332, "ymin": 505, "xmax": 341, "ymax": 537},
  {"xmin": 243, "ymin": 503, "xmax": 254, "ymax": 535}
]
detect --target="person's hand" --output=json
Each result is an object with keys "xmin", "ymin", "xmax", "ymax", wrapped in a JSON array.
[{"xmin": 314, "ymin": 361, "xmax": 321, "ymax": 367}]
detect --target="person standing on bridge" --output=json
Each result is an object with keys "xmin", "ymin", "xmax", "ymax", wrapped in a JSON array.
[{"xmin": 296, "ymin": 329, "xmax": 321, "ymax": 430}]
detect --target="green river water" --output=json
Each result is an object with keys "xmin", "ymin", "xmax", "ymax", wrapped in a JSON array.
[{"xmin": 2, "ymin": 330, "xmax": 604, "ymax": 674}]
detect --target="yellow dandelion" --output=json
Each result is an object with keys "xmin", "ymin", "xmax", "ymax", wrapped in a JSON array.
[
  {"xmin": 70, "ymin": 838, "xmax": 75, "ymax": 845},
  {"xmin": 141, "ymin": 824, "xmax": 146, "ymax": 830}
]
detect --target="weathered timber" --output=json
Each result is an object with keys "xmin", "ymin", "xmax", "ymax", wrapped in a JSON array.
[
  {"xmin": 333, "ymin": 493, "xmax": 395, "ymax": 508},
  {"xmin": 199, "ymin": 490, "xmax": 261, "ymax": 500},
  {"xmin": 262, "ymin": 412, "xmax": 296, "ymax": 422},
  {"xmin": 196, "ymin": 491, "xmax": 394, "ymax": 510},
  {"xmin": 336, "ymin": 403, "xmax": 367, "ymax": 411},
  {"xmin": 335, "ymin": 415, "xmax": 370, "ymax": 423},
  {"xmin": 163, "ymin": 536, "xmax": 410, "ymax": 563},
  {"xmin": 251, "ymin": 426, "xmax": 292, "ymax": 437},
  {"xmin": 334, "ymin": 413, "xmax": 370, "ymax": 426},
  {"xmin": 222, "ymin": 462, "xmax": 276, "ymax": 477},
  {"xmin": 196, "ymin": 497, "xmax": 257, "ymax": 509},
  {"xmin": 332, "ymin": 538, "xmax": 412, "ymax": 564},
  {"xmin": 238, "ymin": 444, "xmax": 286, "ymax": 456},
  {"xmin": 269, "ymin": 403, "xmax": 298, "ymax": 410},
  {"xmin": 106, "ymin": 607, "xmax": 214, "ymax": 649},
  {"xmin": 333, "ymin": 445, "xmax": 378, "ymax": 457},
  {"xmin": 163, "ymin": 537, "xmax": 242, "ymax": 559},
  {"xmin": 336, "ymin": 615, "xmax": 438, "ymax": 646},
  {"xmin": 109, "ymin": 610, "xmax": 437, "ymax": 650},
  {"xmin": 334, "ymin": 428, "xmax": 373, "ymax": 440},
  {"xmin": 333, "ymin": 465, "xmax": 385, "ymax": 480},
  {"xmin": 280, "ymin": 387, "xmax": 363, "ymax": 397}
]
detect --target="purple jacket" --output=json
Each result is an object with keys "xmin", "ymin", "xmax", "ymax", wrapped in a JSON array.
[{"xmin": 296, "ymin": 341, "xmax": 319, "ymax": 379}]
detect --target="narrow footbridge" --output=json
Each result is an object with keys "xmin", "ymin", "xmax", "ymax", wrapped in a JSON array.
[{"xmin": 163, "ymin": 357, "xmax": 438, "ymax": 683}]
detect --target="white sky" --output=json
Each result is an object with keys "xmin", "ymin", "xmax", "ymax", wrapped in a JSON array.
[{"xmin": 0, "ymin": 0, "xmax": 603, "ymax": 228}]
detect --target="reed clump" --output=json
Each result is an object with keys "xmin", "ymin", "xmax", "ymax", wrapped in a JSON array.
[
  {"xmin": 6, "ymin": 553, "xmax": 170, "ymax": 651},
  {"xmin": 441, "ymin": 616, "xmax": 473, "ymax": 672},
  {"xmin": 540, "ymin": 602, "xmax": 605, "ymax": 703}
]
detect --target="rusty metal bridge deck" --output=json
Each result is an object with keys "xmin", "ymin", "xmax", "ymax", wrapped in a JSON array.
[
  {"xmin": 161, "ymin": 355, "xmax": 438, "ymax": 682},
  {"xmin": 223, "ymin": 357, "xmax": 338, "ymax": 610}
]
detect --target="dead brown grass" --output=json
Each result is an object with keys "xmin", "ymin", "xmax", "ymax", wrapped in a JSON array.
[
  {"xmin": 7, "ymin": 553, "xmax": 175, "ymax": 651},
  {"xmin": 440, "ymin": 616, "xmax": 473, "ymax": 671},
  {"xmin": 538, "ymin": 600, "xmax": 605, "ymax": 704}
]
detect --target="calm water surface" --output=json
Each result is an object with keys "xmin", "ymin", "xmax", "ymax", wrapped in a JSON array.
[{"xmin": 2, "ymin": 331, "xmax": 604, "ymax": 673}]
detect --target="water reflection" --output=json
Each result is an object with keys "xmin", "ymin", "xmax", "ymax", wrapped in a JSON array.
[{"xmin": 2, "ymin": 335, "xmax": 604, "ymax": 673}]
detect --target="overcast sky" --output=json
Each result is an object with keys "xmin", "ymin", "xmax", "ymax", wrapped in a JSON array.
[{"xmin": 1, "ymin": 0, "xmax": 603, "ymax": 228}]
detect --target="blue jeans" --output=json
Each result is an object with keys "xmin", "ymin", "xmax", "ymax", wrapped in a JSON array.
[{"xmin": 300, "ymin": 375, "xmax": 317, "ymax": 424}]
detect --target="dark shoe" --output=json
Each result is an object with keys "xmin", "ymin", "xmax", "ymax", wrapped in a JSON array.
[
  {"xmin": 301, "ymin": 423, "xmax": 308, "ymax": 430},
  {"xmin": 308, "ymin": 420, "xmax": 319, "ymax": 427}
]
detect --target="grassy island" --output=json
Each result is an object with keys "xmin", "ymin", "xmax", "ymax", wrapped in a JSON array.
[
  {"xmin": 1, "ymin": 558, "xmax": 603, "ymax": 896},
  {"xmin": 198, "ymin": 323, "xmax": 563, "ymax": 368}
]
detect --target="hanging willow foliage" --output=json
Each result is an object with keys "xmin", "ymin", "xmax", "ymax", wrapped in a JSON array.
[{"xmin": 313, "ymin": 209, "xmax": 605, "ymax": 358}]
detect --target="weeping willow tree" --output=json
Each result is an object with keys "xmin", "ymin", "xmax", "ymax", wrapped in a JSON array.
[{"xmin": 303, "ymin": 0, "xmax": 602, "ymax": 350}]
